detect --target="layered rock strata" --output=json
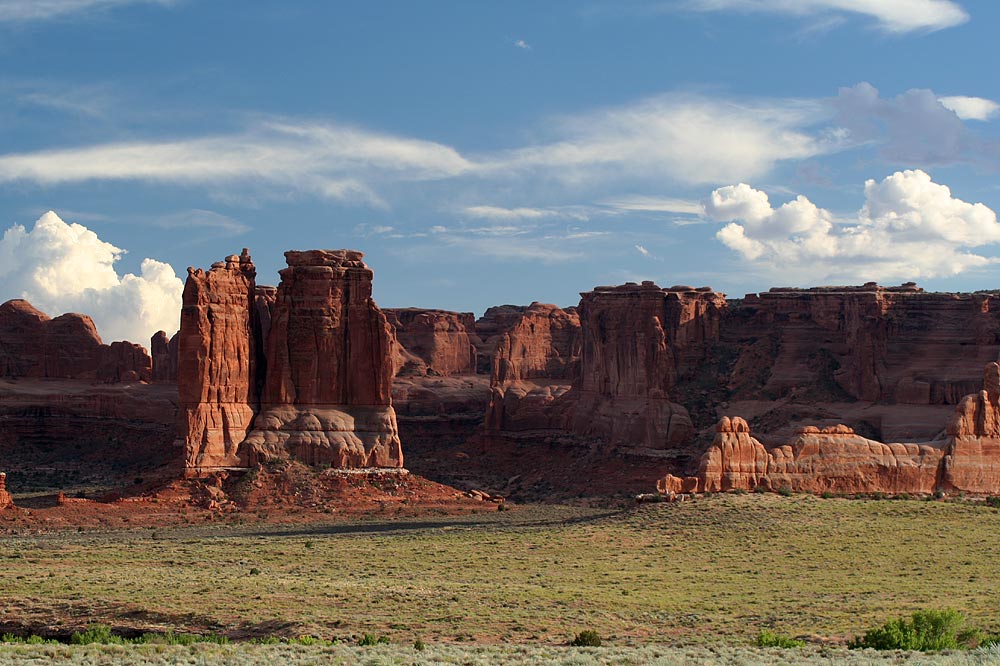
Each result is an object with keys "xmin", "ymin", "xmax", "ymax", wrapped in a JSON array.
[
  {"xmin": 734, "ymin": 284, "xmax": 1000, "ymax": 405},
  {"xmin": 0, "ymin": 299, "xmax": 152, "ymax": 382}
]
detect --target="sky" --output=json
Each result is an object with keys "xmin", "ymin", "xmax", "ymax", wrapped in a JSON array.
[{"xmin": 2, "ymin": 0, "xmax": 1000, "ymax": 343}]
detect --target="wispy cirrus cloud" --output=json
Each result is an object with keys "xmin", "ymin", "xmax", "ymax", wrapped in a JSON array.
[
  {"xmin": 0, "ymin": 0, "xmax": 175, "ymax": 22},
  {"xmin": 0, "ymin": 120, "xmax": 472, "ymax": 207},
  {"xmin": 483, "ymin": 93, "xmax": 832, "ymax": 187},
  {"xmin": 679, "ymin": 0, "xmax": 968, "ymax": 34}
]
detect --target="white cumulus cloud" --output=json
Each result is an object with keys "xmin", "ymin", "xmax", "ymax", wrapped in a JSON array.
[
  {"xmin": 705, "ymin": 170, "xmax": 1000, "ymax": 283},
  {"xmin": 0, "ymin": 211, "xmax": 183, "ymax": 344},
  {"xmin": 684, "ymin": 0, "xmax": 968, "ymax": 33},
  {"xmin": 938, "ymin": 95, "xmax": 1000, "ymax": 121}
]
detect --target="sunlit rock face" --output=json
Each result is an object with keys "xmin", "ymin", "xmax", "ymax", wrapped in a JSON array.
[
  {"xmin": 177, "ymin": 249, "xmax": 401, "ymax": 475},
  {"xmin": 242, "ymin": 250, "xmax": 401, "ymax": 469}
]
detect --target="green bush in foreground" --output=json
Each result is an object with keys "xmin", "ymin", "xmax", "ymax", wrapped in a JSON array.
[
  {"xmin": 570, "ymin": 630, "xmax": 602, "ymax": 647},
  {"xmin": 756, "ymin": 629, "xmax": 805, "ymax": 648},
  {"xmin": 850, "ymin": 609, "xmax": 980, "ymax": 651},
  {"xmin": 357, "ymin": 633, "xmax": 389, "ymax": 646}
]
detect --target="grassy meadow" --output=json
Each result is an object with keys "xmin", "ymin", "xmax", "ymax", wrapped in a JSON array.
[{"xmin": 2, "ymin": 494, "xmax": 1000, "ymax": 661}]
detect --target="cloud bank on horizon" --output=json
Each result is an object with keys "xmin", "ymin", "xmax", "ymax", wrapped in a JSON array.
[
  {"xmin": 706, "ymin": 169, "xmax": 1000, "ymax": 283},
  {"xmin": 0, "ymin": 212, "xmax": 182, "ymax": 344}
]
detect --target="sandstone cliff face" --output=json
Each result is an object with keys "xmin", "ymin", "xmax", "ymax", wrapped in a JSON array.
[
  {"xmin": 177, "ymin": 250, "xmax": 258, "ymax": 474},
  {"xmin": 240, "ymin": 250, "xmax": 402, "ymax": 469},
  {"xmin": 491, "ymin": 303, "xmax": 580, "ymax": 384},
  {"xmin": 0, "ymin": 299, "xmax": 152, "ymax": 382},
  {"xmin": 734, "ymin": 285, "xmax": 1000, "ymax": 406},
  {"xmin": 567, "ymin": 283, "xmax": 726, "ymax": 450},
  {"xmin": 661, "ymin": 363, "xmax": 1000, "ymax": 496},
  {"xmin": 385, "ymin": 308, "xmax": 477, "ymax": 377}
]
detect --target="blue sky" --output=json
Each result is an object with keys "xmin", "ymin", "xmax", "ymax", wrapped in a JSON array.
[{"xmin": 1, "ymin": 0, "xmax": 1000, "ymax": 342}]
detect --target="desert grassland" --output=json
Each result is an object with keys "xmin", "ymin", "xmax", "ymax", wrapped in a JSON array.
[{"xmin": 2, "ymin": 494, "xmax": 1000, "ymax": 650}]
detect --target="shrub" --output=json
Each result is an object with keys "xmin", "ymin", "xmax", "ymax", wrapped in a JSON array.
[
  {"xmin": 1, "ymin": 633, "xmax": 58, "ymax": 644},
  {"xmin": 777, "ymin": 486, "xmax": 793, "ymax": 497},
  {"xmin": 413, "ymin": 638, "xmax": 426, "ymax": 651},
  {"xmin": 850, "ymin": 609, "xmax": 977, "ymax": 651},
  {"xmin": 985, "ymin": 496, "xmax": 1000, "ymax": 509},
  {"xmin": 571, "ymin": 629, "xmax": 602, "ymax": 647},
  {"xmin": 71, "ymin": 624, "xmax": 125, "ymax": 645},
  {"xmin": 756, "ymin": 629, "xmax": 805, "ymax": 648},
  {"xmin": 357, "ymin": 633, "xmax": 389, "ymax": 646}
]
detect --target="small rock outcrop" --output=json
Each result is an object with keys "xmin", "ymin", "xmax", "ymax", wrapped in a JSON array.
[
  {"xmin": 941, "ymin": 362, "xmax": 1000, "ymax": 491},
  {"xmin": 0, "ymin": 472, "xmax": 12, "ymax": 509},
  {"xmin": 0, "ymin": 299, "xmax": 152, "ymax": 382}
]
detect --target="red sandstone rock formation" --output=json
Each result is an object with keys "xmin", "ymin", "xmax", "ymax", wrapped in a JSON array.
[
  {"xmin": 660, "ymin": 363, "xmax": 1000, "ymax": 496},
  {"xmin": 0, "ymin": 472, "xmax": 12, "ymax": 509},
  {"xmin": 566, "ymin": 282, "xmax": 726, "ymax": 450},
  {"xmin": 0, "ymin": 299, "xmax": 152, "ymax": 382},
  {"xmin": 242, "ymin": 250, "xmax": 402, "ymax": 469},
  {"xmin": 151, "ymin": 331, "xmax": 178, "ymax": 382},
  {"xmin": 491, "ymin": 303, "xmax": 580, "ymax": 384},
  {"xmin": 660, "ymin": 416, "xmax": 944, "ymax": 495},
  {"xmin": 177, "ymin": 250, "xmax": 258, "ymax": 474},
  {"xmin": 385, "ymin": 308, "xmax": 477, "ymax": 377},
  {"xmin": 941, "ymin": 362, "xmax": 1000, "ymax": 492}
]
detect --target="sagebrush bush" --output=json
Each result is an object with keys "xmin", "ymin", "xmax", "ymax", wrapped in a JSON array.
[
  {"xmin": 570, "ymin": 630, "xmax": 602, "ymax": 647},
  {"xmin": 850, "ymin": 609, "xmax": 978, "ymax": 651},
  {"xmin": 756, "ymin": 629, "xmax": 805, "ymax": 648}
]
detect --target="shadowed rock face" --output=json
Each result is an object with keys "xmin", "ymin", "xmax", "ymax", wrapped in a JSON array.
[
  {"xmin": 486, "ymin": 283, "xmax": 725, "ymax": 451},
  {"xmin": 0, "ymin": 299, "xmax": 152, "ymax": 383},
  {"xmin": 736, "ymin": 285, "xmax": 1000, "ymax": 405},
  {"xmin": 150, "ymin": 331, "xmax": 178, "ymax": 382},
  {"xmin": 242, "ymin": 250, "xmax": 401, "ymax": 469},
  {"xmin": 178, "ymin": 249, "xmax": 401, "ymax": 475},
  {"xmin": 385, "ymin": 308, "xmax": 477, "ymax": 377}
]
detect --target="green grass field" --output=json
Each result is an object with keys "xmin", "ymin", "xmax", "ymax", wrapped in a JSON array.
[{"xmin": 3, "ymin": 494, "xmax": 1000, "ymax": 655}]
